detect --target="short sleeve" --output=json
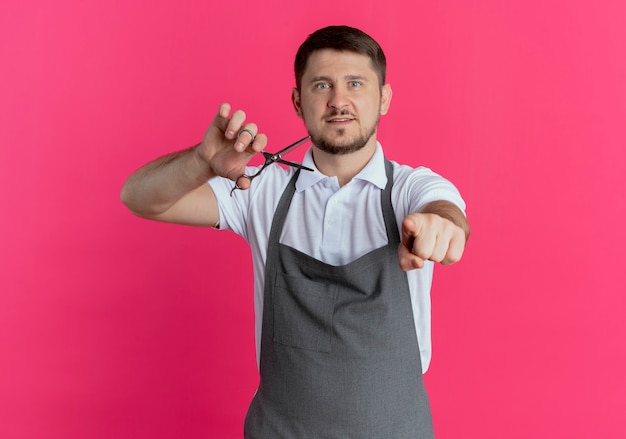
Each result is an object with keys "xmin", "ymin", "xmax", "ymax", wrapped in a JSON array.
[
  {"xmin": 392, "ymin": 163, "xmax": 467, "ymax": 217},
  {"xmin": 207, "ymin": 174, "xmax": 251, "ymax": 238}
]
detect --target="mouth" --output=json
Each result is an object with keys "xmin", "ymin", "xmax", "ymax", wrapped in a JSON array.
[{"xmin": 326, "ymin": 115, "xmax": 355, "ymax": 124}]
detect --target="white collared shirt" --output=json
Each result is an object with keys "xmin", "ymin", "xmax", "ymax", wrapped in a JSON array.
[{"xmin": 209, "ymin": 142, "xmax": 466, "ymax": 373}]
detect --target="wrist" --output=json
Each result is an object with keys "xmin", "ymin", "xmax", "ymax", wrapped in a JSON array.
[{"xmin": 190, "ymin": 143, "xmax": 217, "ymax": 180}]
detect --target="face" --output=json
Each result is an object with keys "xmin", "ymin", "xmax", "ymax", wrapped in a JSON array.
[{"xmin": 292, "ymin": 49, "xmax": 392, "ymax": 156}]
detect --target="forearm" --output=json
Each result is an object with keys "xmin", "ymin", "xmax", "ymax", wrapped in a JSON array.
[
  {"xmin": 120, "ymin": 144, "xmax": 214, "ymax": 217},
  {"xmin": 418, "ymin": 200, "xmax": 470, "ymax": 242},
  {"xmin": 121, "ymin": 103, "xmax": 267, "ymax": 225}
]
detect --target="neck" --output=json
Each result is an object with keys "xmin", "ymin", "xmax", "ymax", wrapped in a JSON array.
[{"xmin": 311, "ymin": 141, "xmax": 377, "ymax": 186}]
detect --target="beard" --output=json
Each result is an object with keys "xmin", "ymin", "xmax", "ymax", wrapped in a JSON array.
[{"xmin": 309, "ymin": 110, "xmax": 379, "ymax": 156}]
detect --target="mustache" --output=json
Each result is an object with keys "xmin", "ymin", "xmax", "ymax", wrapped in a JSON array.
[{"xmin": 325, "ymin": 109, "xmax": 356, "ymax": 118}]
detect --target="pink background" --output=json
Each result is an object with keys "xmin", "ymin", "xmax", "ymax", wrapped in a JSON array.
[{"xmin": 2, "ymin": 0, "xmax": 625, "ymax": 438}]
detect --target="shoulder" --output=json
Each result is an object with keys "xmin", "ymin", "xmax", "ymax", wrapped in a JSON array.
[{"xmin": 391, "ymin": 161, "xmax": 455, "ymax": 190}]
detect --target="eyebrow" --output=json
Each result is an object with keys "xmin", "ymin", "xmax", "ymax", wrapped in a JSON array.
[{"xmin": 308, "ymin": 74, "xmax": 369, "ymax": 83}]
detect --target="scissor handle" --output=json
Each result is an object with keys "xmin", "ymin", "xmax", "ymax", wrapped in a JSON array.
[
  {"xmin": 229, "ymin": 162, "xmax": 269, "ymax": 196},
  {"xmin": 230, "ymin": 174, "xmax": 250, "ymax": 196},
  {"xmin": 230, "ymin": 135, "xmax": 312, "ymax": 196}
]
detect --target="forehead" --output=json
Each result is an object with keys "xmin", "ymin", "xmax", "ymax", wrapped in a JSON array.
[{"xmin": 302, "ymin": 49, "xmax": 377, "ymax": 80}]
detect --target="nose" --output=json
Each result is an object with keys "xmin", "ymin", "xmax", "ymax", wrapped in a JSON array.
[{"xmin": 328, "ymin": 87, "xmax": 349, "ymax": 110}]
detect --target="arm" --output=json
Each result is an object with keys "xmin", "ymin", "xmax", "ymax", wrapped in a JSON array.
[
  {"xmin": 398, "ymin": 200, "xmax": 470, "ymax": 271},
  {"xmin": 120, "ymin": 103, "xmax": 267, "ymax": 226}
]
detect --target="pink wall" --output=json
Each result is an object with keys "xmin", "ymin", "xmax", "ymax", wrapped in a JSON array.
[{"xmin": 2, "ymin": 1, "xmax": 625, "ymax": 437}]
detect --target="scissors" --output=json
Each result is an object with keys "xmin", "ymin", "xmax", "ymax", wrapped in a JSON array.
[{"xmin": 231, "ymin": 134, "xmax": 314, "ymax": 196}]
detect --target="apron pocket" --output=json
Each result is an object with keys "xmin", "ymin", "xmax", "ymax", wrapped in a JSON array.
[{"xmin": 273, "ymin": 272, "xmax": 336, "ymax": 352}]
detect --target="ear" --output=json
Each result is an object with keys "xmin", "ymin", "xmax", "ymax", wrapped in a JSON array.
[
  {"xmin": 379, "ymin": 83, "xmax": 393, "ymax": 116},
  {"xmin": 292, "ymin": 87, "xmax": 303, "ymax": 118}
]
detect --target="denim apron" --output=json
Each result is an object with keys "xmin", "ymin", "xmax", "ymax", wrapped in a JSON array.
[{"xmin": 244, "ymin": 160, "xmax": 434, "ymax": 438}]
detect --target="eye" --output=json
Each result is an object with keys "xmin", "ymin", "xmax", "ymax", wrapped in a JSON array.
[
  {"xmin": 315, "ymin": 82, "xmax": 330, "ymax": 89},
  {"xmin": 349, "ymin": 81, "xmax": 361, "ymax": 88}
]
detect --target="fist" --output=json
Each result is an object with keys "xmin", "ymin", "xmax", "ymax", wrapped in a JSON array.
[{"xmin": 398, "ymin": 213, "xmax": 466, "ymax": 271}]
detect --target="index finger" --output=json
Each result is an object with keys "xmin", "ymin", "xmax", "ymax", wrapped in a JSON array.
[{"xmin": 211, "ymin": 102, "xmax": 232, "ymax": 131}]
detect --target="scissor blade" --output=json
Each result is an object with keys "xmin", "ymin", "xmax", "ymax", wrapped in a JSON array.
[
  {"xmin": 275, "ymin": 158, "xmax": 314, "ymax": 172},
  {"xmin": 274, "ymin": 135, "xmax": 311, "ymax": 156}
]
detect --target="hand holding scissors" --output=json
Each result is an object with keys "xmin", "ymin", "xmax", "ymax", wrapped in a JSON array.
[{"xmin": 230, "ymin": 134, "xmax": 314, "ymax": 195}]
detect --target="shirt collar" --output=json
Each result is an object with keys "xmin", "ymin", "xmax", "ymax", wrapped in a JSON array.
[{"xmin": 295, "ymin": 142, "xmax": 388, "ymax": 192}]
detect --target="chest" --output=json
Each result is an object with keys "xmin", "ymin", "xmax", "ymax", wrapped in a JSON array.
[{"xmin": 279, "ymin": 180, "xmax": 390, "ymax": 265}]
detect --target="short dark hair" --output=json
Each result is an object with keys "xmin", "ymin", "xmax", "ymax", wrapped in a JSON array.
[{"xmin": 294, "ymin": 25, "xmax": 387, "ymax": 89}]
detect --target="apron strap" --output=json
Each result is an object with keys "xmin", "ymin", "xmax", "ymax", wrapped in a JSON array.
[
  {"xmin": 381, "ymin": 159, "xmax": 400, "ymax": 246},
  {"xmin": 267, "ymin": 169, "xmax": 301, "ymax": 258}
]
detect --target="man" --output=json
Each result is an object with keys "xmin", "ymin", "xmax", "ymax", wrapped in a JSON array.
[{"xmin": 121, "ymin": 25, "xmax": 469, "ymax": 438}]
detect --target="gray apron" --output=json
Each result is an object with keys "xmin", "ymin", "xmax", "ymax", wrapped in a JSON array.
[{"xmin": 244, "ymin": 160, "xmax": 434, "ymax": 438}]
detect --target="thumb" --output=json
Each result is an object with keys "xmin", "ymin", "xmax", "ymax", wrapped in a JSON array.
[
  {"xmin": 401, "ymin": 216, "xmax": 419, "ymax": 250},
  {"xmin": 399, "ymin": 216, "xmax": 425, "ymax": 270}
]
